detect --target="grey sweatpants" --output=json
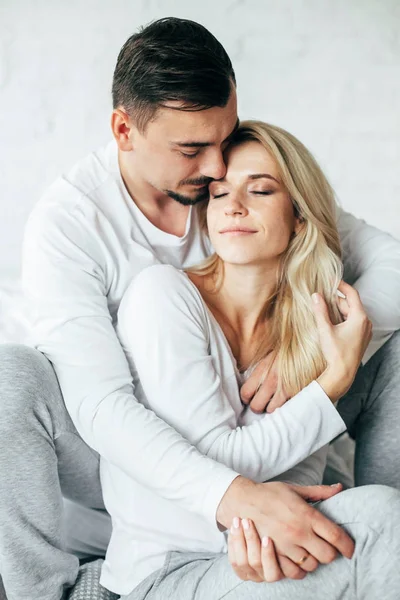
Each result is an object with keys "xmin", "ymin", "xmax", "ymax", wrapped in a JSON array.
[
  {"xmin": 0, "ymin": 330, "xmax": 399, "ymax": 600},
  {"xmin": 122, "ymin": 485, "xmax": 400, "ymax": 600}
]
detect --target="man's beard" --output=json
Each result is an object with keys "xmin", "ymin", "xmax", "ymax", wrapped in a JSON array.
[{"xmin": 165, "ymin": 177, "xmax": 212, "ymax": 206}]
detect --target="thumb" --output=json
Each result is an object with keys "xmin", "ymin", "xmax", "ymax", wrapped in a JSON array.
[
  {"xmin": 311, "ymin": 293, "xmax": 332, "ymax": 334},
  {"xmin": 292, "ymin": 483, "xmax": 343, "ymax": 502}
]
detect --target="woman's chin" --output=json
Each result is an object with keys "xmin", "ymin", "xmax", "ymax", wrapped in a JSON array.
[{"xmin": 217, "ymin": 252, "xmax": 257, "ymax": 266}]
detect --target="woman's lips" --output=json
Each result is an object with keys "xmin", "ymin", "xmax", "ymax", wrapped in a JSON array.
[{"xmin": 219, "ymin": 227, "xmax": 257, "ymax": 235}]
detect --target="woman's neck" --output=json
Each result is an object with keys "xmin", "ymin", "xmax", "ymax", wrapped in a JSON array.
[{"xmin": 189, "ymin": 260, "xmax": 279, "ymax": 371}]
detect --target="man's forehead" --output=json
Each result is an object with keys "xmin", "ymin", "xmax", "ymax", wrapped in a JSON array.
[
  {"xmin": 155, "ymin": 91, "xmax": 238, "ymax": 144},
  {"xmin": 160, "ymin": 116, "xmax": 238, "ymax": 148}
]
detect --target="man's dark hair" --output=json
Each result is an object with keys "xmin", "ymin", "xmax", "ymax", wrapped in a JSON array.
[{"xmin": 112, "ymin": 17, "xmax": 236, "ymax": 131}]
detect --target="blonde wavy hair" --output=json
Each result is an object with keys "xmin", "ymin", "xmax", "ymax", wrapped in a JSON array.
[{"xmin": 189, "ymin": 120, "xmax": 343, "ymax": 397}]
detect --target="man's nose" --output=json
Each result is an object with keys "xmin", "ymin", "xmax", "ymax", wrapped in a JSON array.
[{"xmin": 200, "ymin": 152, "xmax": 226, "ymax": 181}]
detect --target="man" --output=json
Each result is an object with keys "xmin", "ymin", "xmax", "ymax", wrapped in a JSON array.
[{"xmin": 0, "ymin": 17, "xmax": 399, "ymax": 600}]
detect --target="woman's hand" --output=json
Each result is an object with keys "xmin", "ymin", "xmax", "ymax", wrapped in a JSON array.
[
  {"xmin": 314, "ymin": 281, "xmax": 372, "ymax": 402},
  {"xmin": 228, "ymin": 517, "xmax": 287, "ymax": 583},
  {"xmin": 240, "ymin": 281, "xmax": 372, "ymax": 409},
  {"xmin": 228, "ymin": 516, "xmax": 320, "ymax": 583}
]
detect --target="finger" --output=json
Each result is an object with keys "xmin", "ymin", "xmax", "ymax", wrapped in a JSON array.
[
  {"xmin": 277, "ymin": 554, "xmax": 307, "ymax": 580},
  {"xmin": 240, "ymin": 356, "xmax": 273, "ymax": 404},
  {"xmin": 311, "ymin": 293, "xmax": 333, "ymax": 334},
  {"xmin": 249, "ymin": 381, "xmax": 276, "ymax": 413},
  {"xmin": 240, "ymin": 361, "xmax": 265, "ymax": 403},
  {"xmin": 312, "ymin": 512, "xmax": 355, "ymax": 559},
  {"xmin": 336, "ymin": 296, "xmax": 350, "ymax": 319},
  {"xmin": 292, "ymin": 483, "xmax": 343, "ymax": 502},
  {"xmin": 261, "ymin": 537, "xmax": 285, "ymax": 582},
  {"xmin": 337, "ymin": 281, "xmax": 364, "ymax": 312},
  {"xmin": 242, "ymin": 519, "xmax": 264, "ymax": 580},
  {"xmin": 301, "ymin": 533, "xmax": 339, "ymax": 565},
  {"xmin": 228, "ymin": 518, "xmax": 261, "ymax": 582},
  {"xmin": 266, "ymin": 388, "xmax": 290, "ymax": 413},
  {"xmin": 294, "ymin": 552, "xmax": 319, "ymax": 573}
]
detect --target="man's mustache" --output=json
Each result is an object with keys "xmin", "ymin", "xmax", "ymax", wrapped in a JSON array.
[{"xmin": 180, "ymin": 177, "xmax": 213, "ymax": 186}]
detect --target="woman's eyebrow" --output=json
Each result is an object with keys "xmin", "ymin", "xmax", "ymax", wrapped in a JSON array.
[
  {"xmin": 212, "ymin": 173, "xmax": 280, "ymax": 185},
  {"xmin": 248, "ymin": 173, "xmax": 280, "ymax": 184}
]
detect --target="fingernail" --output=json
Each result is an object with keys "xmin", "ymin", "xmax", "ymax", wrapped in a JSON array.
[
  {"xmin": 312, "ymin": 293, "xmax": 319, "ymax": 304},
  {"xmin": 233, "ymin": 517, "xmax": 240, "ymax": 529},
  {"xmin": 262, "ymin": 536, "xmax": 269, "ymax": 548},
  {"xmin": 242, "ymin": 518, "xmax": 249, "ymax": 530},
  {"xmin": 331, "ymin": 483, "xmax": 341, "ymax": 487}
]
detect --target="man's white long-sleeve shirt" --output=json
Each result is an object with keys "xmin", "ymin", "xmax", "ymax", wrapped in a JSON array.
[{"xmin": 22, "ymin": 140, "xmax": 400, "ymax": 534}]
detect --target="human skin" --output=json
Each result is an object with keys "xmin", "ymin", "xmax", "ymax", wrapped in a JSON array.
[{"xmin": 111, "ymin": 102, "xmax": 370, "ymax": 582}]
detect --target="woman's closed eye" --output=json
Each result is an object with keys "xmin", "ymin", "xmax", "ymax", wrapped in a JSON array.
[
  {"xmin": 250, "ymin": 190, "xmax": 274, "ymax": 196},
  {"xmin": 212, "ymin": 189, "xmax": 275, "ymax": 199}
]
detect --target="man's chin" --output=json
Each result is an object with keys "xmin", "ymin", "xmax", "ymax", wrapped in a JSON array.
[{"xmin": 166, "ymin": 188, "xmax": 209, "ymax": 206}]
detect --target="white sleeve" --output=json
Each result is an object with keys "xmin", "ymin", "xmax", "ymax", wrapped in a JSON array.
[
  {"xmin": 337, "ymin": 206, "xmax": 400, "ymax": 363},
  {"xmin": 268, "ymin": 447, "xmax": 329, "ymax": 487},
  {"xmin": 22, "ymin": 197, "xmax": 238, "ymax": 526},
  {"xmin": 118, "ymin": 265, "xmax": 346, "ymax": 484}
]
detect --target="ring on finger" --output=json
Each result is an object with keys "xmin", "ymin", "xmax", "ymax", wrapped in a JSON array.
[{"xmin": 294, "ymin": 553, "xmax": 309, "ymax": 566}]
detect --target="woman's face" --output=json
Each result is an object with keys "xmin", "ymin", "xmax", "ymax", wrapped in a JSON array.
[{"xmin": 207, "ymin": 140, "xmax": 300, "ymax": 267}]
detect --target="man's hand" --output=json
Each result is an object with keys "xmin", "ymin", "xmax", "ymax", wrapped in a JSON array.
[
  {"xmin": 240, "ymin": 352, "xmax": 289, "ymax": 414},
  {"xmin": 217, "ymin": 477, "xmax": 353, "ymax": 581}
]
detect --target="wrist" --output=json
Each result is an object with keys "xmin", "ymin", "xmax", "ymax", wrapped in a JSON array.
[
  {"xmin": 317, "ymin": 365, "xmax": 353, "ymax": 403},
  {"xmin": 216, "ymin": 475, "xmax": 256, "ymax": 529}
]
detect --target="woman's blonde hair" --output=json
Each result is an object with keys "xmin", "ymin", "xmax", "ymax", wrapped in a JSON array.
[{"xmin": 190, "ymin": 120, "xmax": 343, "ymax": 397}]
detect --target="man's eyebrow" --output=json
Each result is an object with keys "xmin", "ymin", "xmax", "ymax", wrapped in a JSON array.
[
  {"xmin": 213, "ymin": 173, "xmax": 280, "ymax": 184},
  {"xmin": 172, "ymin": 118, "xmax": 240, "ymax": 148}
]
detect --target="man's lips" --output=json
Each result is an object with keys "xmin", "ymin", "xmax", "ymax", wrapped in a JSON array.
[{"xmin": 219, "ymin": 227, "xmax": 258, "ymax": 235}]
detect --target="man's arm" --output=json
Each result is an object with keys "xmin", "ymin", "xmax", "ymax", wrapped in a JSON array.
[
  {"xmin": 337, "ymin": 206, "xmax": 400, "ymax": 362},
  {"xmin": 22, "ymin": 194, "xmax": 238, "ymax": 525}
]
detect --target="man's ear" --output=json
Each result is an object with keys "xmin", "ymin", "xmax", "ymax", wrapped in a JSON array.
[{"xmin": 111, "ymin": 108, "xmax": 135, "ymax": 151}]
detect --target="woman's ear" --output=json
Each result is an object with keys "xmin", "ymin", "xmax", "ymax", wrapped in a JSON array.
[{"xmin": 293, "ymin": 215, "xmax": 305, "ymax": 236}]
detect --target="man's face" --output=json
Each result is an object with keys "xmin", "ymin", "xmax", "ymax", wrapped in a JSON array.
[{"xmin": 128, "ymin": 88, "xmax": 238, "ymax": 205}]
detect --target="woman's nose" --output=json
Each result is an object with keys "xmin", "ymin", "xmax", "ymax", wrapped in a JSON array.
[{"xmin": 224, "ymin": 197, "xmax": 248, "ymax": 216}]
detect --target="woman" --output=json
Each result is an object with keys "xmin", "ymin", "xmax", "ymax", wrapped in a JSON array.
[{"xmin": 100, "ymin": 121, "xmax": 400, "ymax": 599}]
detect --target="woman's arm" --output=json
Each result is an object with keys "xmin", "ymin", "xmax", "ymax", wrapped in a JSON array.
[
  {"xmin": 268, "ymin": 447, "xmax": 329, "ymax": 487},
  {"xmin": 118, "ymin": 265, "xmax": 346, "ymax": 483}
]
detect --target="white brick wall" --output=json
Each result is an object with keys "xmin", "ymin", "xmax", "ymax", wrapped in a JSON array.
[{"xmin": 0, "ymin": 0, "xmax": 399, "ymax": 276}]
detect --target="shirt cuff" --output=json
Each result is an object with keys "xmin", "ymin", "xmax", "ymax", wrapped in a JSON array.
[
  {"xmin": 310, "ymin": 380, "xmax": 347, "ymax": 437},
  {"xmin": 200, "ymin": 464, "xmax": 240, "ymax": 529}
]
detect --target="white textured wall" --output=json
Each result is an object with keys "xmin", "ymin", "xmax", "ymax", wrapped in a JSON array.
[{"xmin": 0, "ymin": 0, "xmax": 399, "ymax": 277}]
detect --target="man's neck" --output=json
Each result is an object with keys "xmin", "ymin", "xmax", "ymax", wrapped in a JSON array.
[{"xmin": 118, "ymin": 150, "xmax": 190, "ymax": 238}]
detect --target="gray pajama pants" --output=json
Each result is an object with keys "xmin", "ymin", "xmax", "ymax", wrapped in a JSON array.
[
  {"xmin": 0, "ymin": 330, "xmax": 399, "ymax": 600},
  {"xmin": 122, "ymin": 485, "xmax": 400, "ymax": 600}
]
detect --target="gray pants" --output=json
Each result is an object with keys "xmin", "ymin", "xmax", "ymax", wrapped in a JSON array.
[
  {"xmin": 0, "ymin": 330, "xmax": 399, "ymax": 600},
  {"xmin": 122, "ymin": 485, "xmax": 400, "ymax": 600}
]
